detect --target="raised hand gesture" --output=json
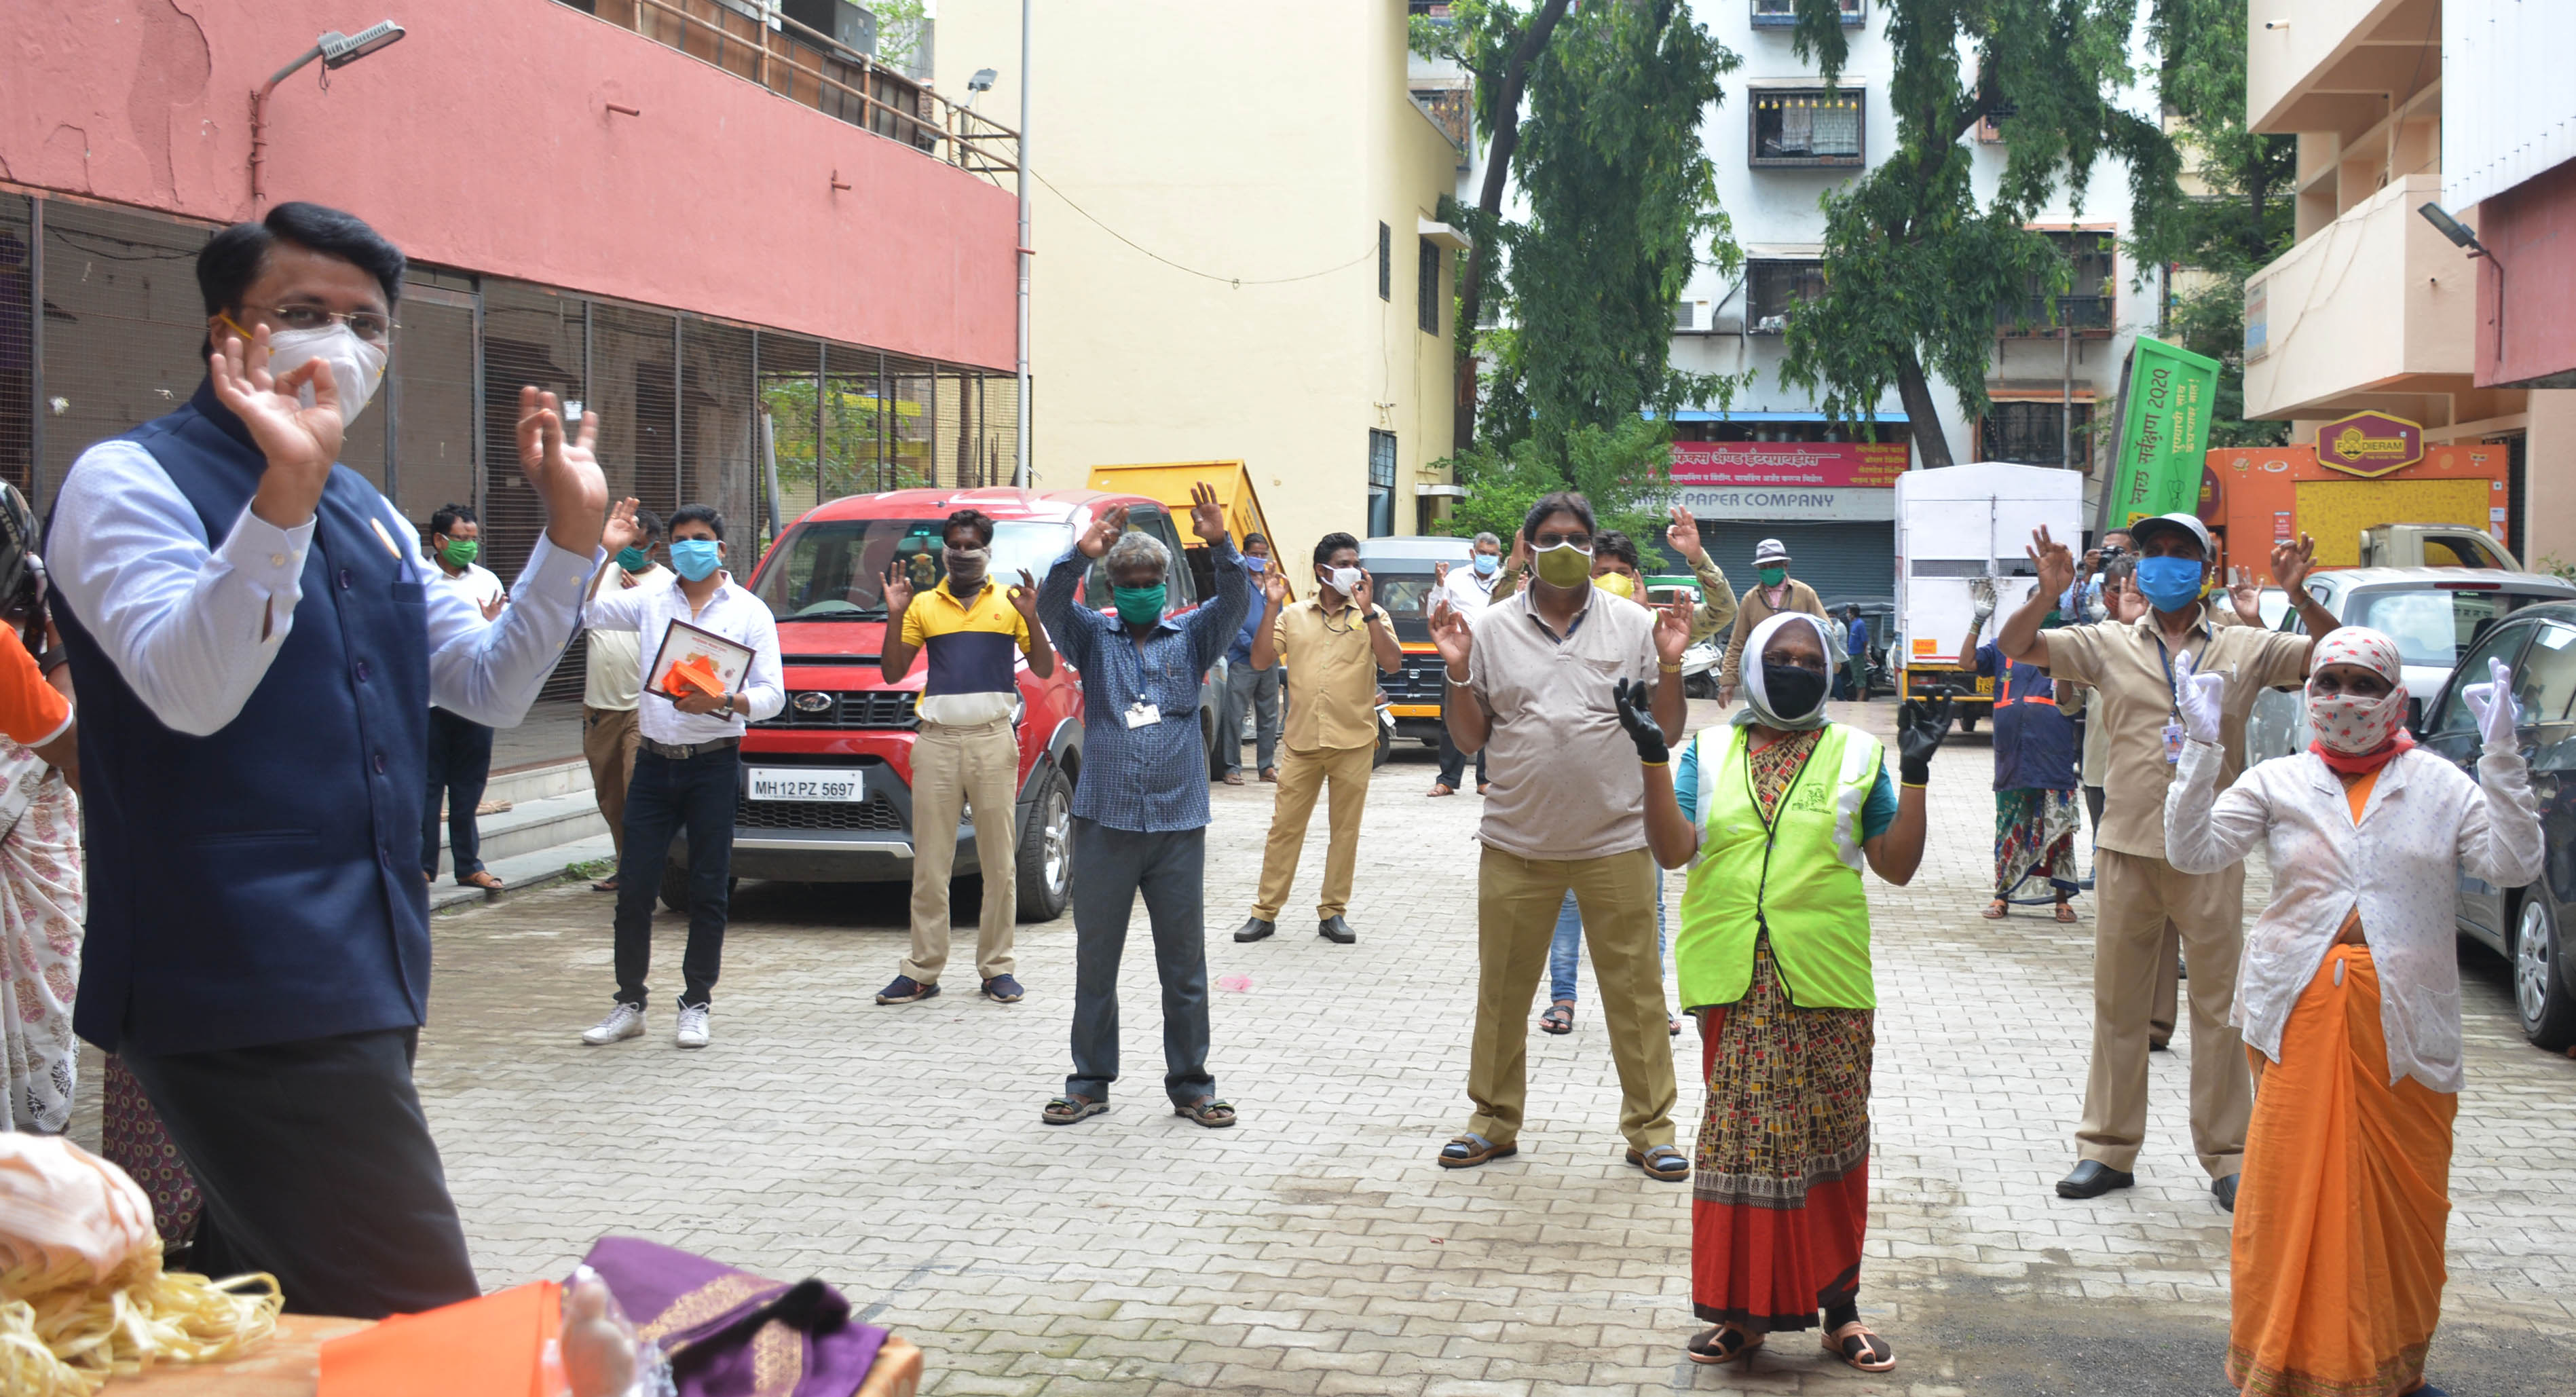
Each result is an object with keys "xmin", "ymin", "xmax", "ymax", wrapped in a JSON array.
[
  {"xmin": 881, "ymin": 560, "xmax": 914, "ymax": 614},
  {"xmin": 1348, "ymin": 567, "xmax": 1375, "ymax": 613},
  {"xmin": 1654, "ymin": 594, "xmax": 1693, "ymax": 665},
  {"xmin": 2106, "ymin": 572, "xmax": 2149, "ymax": 624},
  {"xmin": 2027, "ymin": 525, "xmax": 2077, "ymax": 601},
  {"xmin": 1896, "ymin": 691, "xmax": 1956, "ymax": 785},
  {"xmin": 1429, "ymin": 595, "xmax": 1473, "ymax": 674},
  {"xmin": 213, "ymin": 324, "xmax": 344, "ymax": 529},
  {"xmin": 515, "ymin": 386, "xmax": 611, "ymax": 557},
  {"xmin": 1667, "ymin": 504, "xmax": 1707, "ymax": 563},
  {"xmin": 1259, "ymin": 563, "xmax": 1291, "ymax": 610},
  {"xmin": 1007, "ymin": 568, "xmax": 1040, "ymax": 621},
  {"xmin": 1612, "ymin": 677, "xmax": 1668, "ymax": 764},
  {"xmin": 1434, "ymin": 560, "xmax": 1451, "ymax": 586},
  {"xmin": 2460, "ymin": 656, "xmax": 2522, "ymax": 749},
  {"xmin": 479, "ymin": 590, "xmax": 508, "ymax": 623},
  {"xmin": 2225, "ymin": 565, "xmax": 2264, "ymax": 626},
  {"xmin": 2271, "ymin": 532, "xmax": 2319, "ymax": 596},
  {"xmin": 2173, "ymin": 649, "xmax": 2226, "ymax": 746},
  {"xmin": 1187, "ymin": 481, "xmax": 1228, "ymax": 544},
  {"xmin": 1506, "ymin": 531, "xmax": 1529, "ymax": 575},
  {"xmin": 1077, "ymin": 504, "xmax": 1130, "ymax": 559},
  {"xmin": 601, "ymin": 497, "xmax": 646, "ymax": 553}
]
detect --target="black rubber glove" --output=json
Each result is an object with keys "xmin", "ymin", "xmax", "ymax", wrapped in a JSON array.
[
  {"xmin": 1896, "ymin": 690, "xmax": 1955, "ymax": 785},
  {"xmin": 1613, "ymin": 677, "xmax": 1668, "ymax": 764}
]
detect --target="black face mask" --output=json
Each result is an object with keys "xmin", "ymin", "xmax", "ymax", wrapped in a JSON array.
[{"xmin": 1761, "ymin": 661, "xmax": 1829, "ymax": 720}]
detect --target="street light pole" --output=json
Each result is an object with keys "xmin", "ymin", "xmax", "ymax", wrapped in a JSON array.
[
  {"xmin": 247, "ymin": 22, "xmax": 407, "ymax": 212},
  {"xmin": 1013, "ymin": 0, "xmax": 1032, "ymax": 489}
]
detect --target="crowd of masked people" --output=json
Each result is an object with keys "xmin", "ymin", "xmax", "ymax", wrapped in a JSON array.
[{"xmin": 0, "ymin": 202, "xmax": 2538, "ymax": 1397}]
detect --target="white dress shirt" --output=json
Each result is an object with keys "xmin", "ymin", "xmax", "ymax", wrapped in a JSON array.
[
  {"xmin": 582, "ymin": 563, "xmax": 670, "ymax": 711},
  {"xmin": 426, "ymin": 558, "xmax": 506, "ymax": 617},
  {"xmin": 2165, "ymin": 741, "xmax": 2545, "ymax": 1092},
  {"xmin": 1437, "ymin": 563, "xmax": 1504, "ymax": 619},
  {"xmin": 581, "ymin": 571, "xmax": 784, "ymax": 745},
  {"xmin": 48, "ymin": 438, "xmax": 597, "ymax": 737}
]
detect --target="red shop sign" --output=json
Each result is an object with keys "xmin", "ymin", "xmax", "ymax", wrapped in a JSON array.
[{"xmin": 1669, "ymin": 440, "xmax": 1909, "ymax": 488}]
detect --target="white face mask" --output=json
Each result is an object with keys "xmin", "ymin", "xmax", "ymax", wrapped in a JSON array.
[
  {"xmin": 266, "ymin": 324, "xmax": 388, "ymax": 427},
  {"xmin": 1324, "ymin": 565, "xmax": 1363, "ymax": 597}
]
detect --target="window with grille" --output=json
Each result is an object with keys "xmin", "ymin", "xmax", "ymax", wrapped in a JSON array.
[
  {"xmin": 1999, "ymin": 230, "xmax": 2115, "ymax": 334},
  {"xmin": 1674, "ymin": 299, "xmax": 1696, "ymax": 331},
  {"xmin": 1368, "ymin": 430, "xmax": 1396, "ymax": 538},
  {"xmin": 1417, "ymin": 240, "xmax": 1441, "ymax": 334},
  {"xmin": 1751, "ymin": 89, "xmax": 1865, "ymax": 166},
  {"xmin": 1378, "ymin": 223, "xmax": 1392, "ymax": 301},
  {"xmin": 1753, "ymin": 0, "xmax": 1861, "ymax": 26},
  {"xmin": 1980, "ymin": 401, "xmax": 2093, "ymax": 470},
  {"xmin": 1745, "ymin": 261, "xmax": 1827, "ymax": 334}
]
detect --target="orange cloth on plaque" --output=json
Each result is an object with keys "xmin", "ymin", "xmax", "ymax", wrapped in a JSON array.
[
  {"xmin": 2228, "ymin": 945, "xmax": 2454, "ymax": 1397},
  {"xmin": 662, "ymin": 654, "xmax": 726, "ymax": 698},
  {"xmin": 0, "ymin": 630, "xmax": 68, "ymax": 747},
  {"xmin": 320, "ymin": 1280, "xmax": 560, "ymax": 1397}
]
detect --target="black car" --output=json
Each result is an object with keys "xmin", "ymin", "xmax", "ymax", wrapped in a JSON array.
[{"xmin": 2417, "ymin": 599, "xmax": 2576, "ymax": 1049}]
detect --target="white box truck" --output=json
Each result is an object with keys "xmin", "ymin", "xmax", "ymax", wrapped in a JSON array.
[{"xmin": 1892, "ymin": 462, "xmax": 2085, "ymax": 731}]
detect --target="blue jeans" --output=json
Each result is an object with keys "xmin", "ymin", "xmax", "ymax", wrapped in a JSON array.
[
  {"xmin": 612, "ymin": 745, "xmax": 740, "ymax": 1009},
  {"xmin": 1066, "ymin": 819, "xmax": 1214, "ymax": 1106},
  {"xmin": 1548, "ymin": 884, "xmax": 1668, "ymax": 1004},
  {"xmin": 422, "ymin": 707, "xmax": 493, "ymax": 879}
]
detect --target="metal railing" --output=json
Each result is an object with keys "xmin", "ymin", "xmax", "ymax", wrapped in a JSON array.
[
  {"xmin": 1996, "ymin": 293, "xmax": 2112, "ymax": 335},
  {"xmin": 585, "ymin": 0, "xmax": 1019, "ymax": 181}
]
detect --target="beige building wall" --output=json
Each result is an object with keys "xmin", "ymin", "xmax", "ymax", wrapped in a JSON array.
[{"xmin": 933, "ymin": 0, "xmax": 1459, "ymax": 572}]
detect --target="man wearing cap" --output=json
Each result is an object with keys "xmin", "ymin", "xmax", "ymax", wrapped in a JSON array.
[
  {"xmin": 1716, "ymin": 538, "xmax": 1827, "ymax": 707},
  {"xmin": 1999, "ymin": 512, "xmax": 2337, "ymax": 1212}
]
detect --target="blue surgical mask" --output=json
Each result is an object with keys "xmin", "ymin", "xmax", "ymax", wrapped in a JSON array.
[
  {"xmin": 1472, "ymin": 553, "xmax": 1499, "ymax": 576},
  {"xmin": 2133, "ymin": 555, "xmax": 2205, "ymax": 612},
  {"xmin": 670, "ymin": 538, "xmax": 722, "ymax": 582}
]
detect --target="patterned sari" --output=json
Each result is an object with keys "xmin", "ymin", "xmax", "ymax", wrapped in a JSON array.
[
  {"xmin": 0, "ymin": 739, "xmax": 81, "ymax": 1134},
  {"xmin": 1993, "ymin": 786, "xmax": 2081, "ymax": 899},
  {"xmin": 1689, "ymin": 728, "xmax": 1875, "ymax": 1333}
]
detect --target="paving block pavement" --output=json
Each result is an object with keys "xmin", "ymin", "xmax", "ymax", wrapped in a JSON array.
[{"xmin": 412, "ymin": 700, "xmax": 2576, "ymax": 1394}]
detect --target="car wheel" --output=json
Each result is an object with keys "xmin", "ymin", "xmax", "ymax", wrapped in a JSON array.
[
  {"xmin": 2513, "ymin": 895, "xmax": 2576, "ymax": 1051},
  {"xmin": 1373, "ymin": 721, "xmax": 1393, "ymax": 769},
  {"xmin": 1014, "ymin": 766, "xmax": 1073, "ymax": 923},
  {"xmin": 1958, "ymin": 711, "xmax": 1979, "ymax": 734},
  {"xmin": 1683, "ymin": 673, "xmax": 1714, "ymax": 700}
]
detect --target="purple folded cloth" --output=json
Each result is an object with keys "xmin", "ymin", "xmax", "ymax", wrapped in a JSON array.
[{"xmin": 579, "ymin": 1236, "xmax": 888, "ymax": 1397}]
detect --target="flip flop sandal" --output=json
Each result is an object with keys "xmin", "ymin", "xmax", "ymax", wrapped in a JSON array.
[
  {"xmin": 1042, "ymin": 1096, "xmax": 1108, "ymax": 1125},
  {"xmin": 2054, "ymin": 901, "xmax": 2079, "ymax": 923},
  {"xmin": 1174, "ymin": 1098, "xmax": 1237, "ymax": 1128},
  {"xmin": 1686, "ymin": 1325, "xmax": 1762, "ymax": 1365},
  {"xmin": 1981, "ymin": 900, "xmax": 2009, "ymax": 919},
  {"xmin": 460, "ymin": 871, "xmax": 504, "ymax": 891},
  {"xmin": 1437, "ymin": 1132, "xmax": 1516, "ymax": 1168},
  {"xmin": 1626, "ymin": 1144, "xmax": 1690, "ymax": 1182},
  {"xmin": 1823, "ymin": 1323, "xmax": 1895, "ymax": 1373},
  {"xmin": 1538, "ymin": 1003, "xmax": 1573, "ymax": 1035}
]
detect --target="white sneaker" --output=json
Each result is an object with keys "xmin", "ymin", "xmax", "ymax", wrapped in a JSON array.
[
  {"xmin": 581, "ymin": 1003, "xmax": 644, "ymax": 1045},
  {"xmin": 675, "ymin": 1003, "xmax": 711, "ymax": 1049}
]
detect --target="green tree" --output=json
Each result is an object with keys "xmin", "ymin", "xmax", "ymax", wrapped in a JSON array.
[
  {"xmin": 1440, "ymin": 415, "xmax": 1679, "ymax": 548},
  {"xmin": 1774, "ymin": 0, "xmax": 2183, "ymax": 468},
  {"xmin": 2135, "ymin": 0, "xmax": 2294, "ymax": 446}
]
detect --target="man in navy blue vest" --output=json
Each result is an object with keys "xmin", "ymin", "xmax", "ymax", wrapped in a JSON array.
[{"xmin": 45, "ymin": 204, "xmax": 608, "ymax": 1318}]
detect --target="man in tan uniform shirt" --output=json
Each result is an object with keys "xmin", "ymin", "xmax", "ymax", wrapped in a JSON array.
[
  {"xmin": 2002, "ymin": 513, "xmax": 2336, "ymax": 1211},
  {"xmin": 1717, "ymin": 537, "xmax": 1829, "ymax": 704},
  {"xmin": 1234, "ymin": 532, "xmax": 1402, "ymax": 946}
]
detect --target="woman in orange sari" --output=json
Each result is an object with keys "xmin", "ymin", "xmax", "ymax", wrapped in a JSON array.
[{"xmin": 2165, "ymin": 629, "xmax": 2543, "ymax": 1397}]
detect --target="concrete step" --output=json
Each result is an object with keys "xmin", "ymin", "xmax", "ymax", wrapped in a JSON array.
[
  {"xmin": 437, "ymin": 789, "xmax": 611, "ymax": 865},
  {"xmin": 428, "ymin": 832, "xmax": 618, "ymax": 914},
  {"xmin": 483, "ymin": 756, "xmax": 592, "ymax": 807}
]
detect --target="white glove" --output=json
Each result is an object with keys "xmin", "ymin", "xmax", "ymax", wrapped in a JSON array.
[
  {"xmin": 2460, "ymin": 656, "xmax": 2522, "ymax": 750},
  {"xmin": 1968, "ymin": 576, "xmax": 1998, "ymax": 624},
  {"xmin": 2174, "ymin": 648, "xmax": 2225, "ymax": 747}
]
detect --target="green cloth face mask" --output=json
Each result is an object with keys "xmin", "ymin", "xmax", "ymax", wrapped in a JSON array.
[
  {"xmin": 1757, "ymin": 565, "xmax": 1787, "ymax": 586},
  {"xmin": 439, "ymin": 538, "xmax": 479, "ymax": 570},
  {"xmin": 1533, "ymin": 542, "xmax": 1592, "ymax": 589},
  {"xmin": 617, "ymin": 546, "xmax": 650, "ymax": 572},
  {"xmin": 1113, "ymin": 583, "xmax": 1166, "ymax": 626}
]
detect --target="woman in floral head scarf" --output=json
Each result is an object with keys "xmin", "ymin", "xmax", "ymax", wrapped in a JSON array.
[{"xmin": 2163, "ymin": 627, "xmax": 2545, "ymax": 1397}]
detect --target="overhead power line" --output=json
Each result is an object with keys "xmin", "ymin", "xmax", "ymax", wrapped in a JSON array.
[{"xmin": 1030, "ymin": 168, "xmax": 1379, "ymax": 289}]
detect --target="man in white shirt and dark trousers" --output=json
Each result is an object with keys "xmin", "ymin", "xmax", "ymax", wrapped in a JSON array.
[
  {"xmin": 1427, "ymin": 531, "xmax": 1504, "ymax": 796},
  {"xmin": 422, "ymin": 502, "xmax": 508, "ymax": 890},
  {"xmin": 582, "ymin": 506, "xmax": 666, "ymax": 893},
  {"xmin": 43, "ymin": 202, "xmax": 609, "ymax": 1317},
  {"xmin": 579, "ymin": 501, "xmax": 783, "ymax": 1049}
]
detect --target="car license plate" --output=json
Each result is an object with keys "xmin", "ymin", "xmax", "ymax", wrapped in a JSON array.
[{"xmin": 747, "ymin": 768, "xmax": 865, "ymax": 802}]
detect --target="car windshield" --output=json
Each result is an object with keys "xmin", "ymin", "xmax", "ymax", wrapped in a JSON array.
[
  {"xmin": 2344, "ymin": 585, "xmax": 2558, "ymax": 669},
  {"xmin": 1369, "ymin": 568, "xmax": 1444, "ymax": 643},
  {"xmin": 750, "ymin": 518, "xmax": 1070, "ymax": 621}
]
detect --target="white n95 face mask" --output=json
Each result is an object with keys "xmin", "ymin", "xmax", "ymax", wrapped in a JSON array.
[{"xmin": 265, "ymin": 324, "xmax": 388, "ymax": 428}]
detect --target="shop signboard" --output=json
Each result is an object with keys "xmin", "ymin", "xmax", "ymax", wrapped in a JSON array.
[
  {"xmin": 2102, "ymin": 336, "xmax": 2221, "ymax": 534},
  {"xmin": 1668, "ymin": 439, "xmax": 1909, "ymax": 522},
  {"xmin": 2314, "ymin": 411, "xmax": 2425, "ymax": 477}
]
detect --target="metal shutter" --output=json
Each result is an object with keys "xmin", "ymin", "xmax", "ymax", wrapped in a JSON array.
[{"xmin": 1683, "ymin": 519, "xmax": 1897, "ymax": 607}]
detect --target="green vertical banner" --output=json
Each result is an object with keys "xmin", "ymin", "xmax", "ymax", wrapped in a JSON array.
[{"xmin": 2103, "ymin": 336, "xmax": 2222, "ymax": 534}]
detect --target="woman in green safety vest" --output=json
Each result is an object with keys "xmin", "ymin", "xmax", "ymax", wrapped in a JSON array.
[{"xmin": 1616, "ymin": 610, "xmax": 1953, "ymax": 1376}]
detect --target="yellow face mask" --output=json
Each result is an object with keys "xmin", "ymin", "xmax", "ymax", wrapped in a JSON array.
[{"xmin": 1594, "ymin": 572, "xmax": 1637, "ymax": 600}]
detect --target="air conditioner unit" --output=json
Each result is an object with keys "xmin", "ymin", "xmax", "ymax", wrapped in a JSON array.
[{"xmin": 781, "ymin": 0, "xmax": 876, "ymax": 56}]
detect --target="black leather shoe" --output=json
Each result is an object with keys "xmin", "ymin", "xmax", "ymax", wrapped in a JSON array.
[
  {"xmin": 2211, "ymin": 1173, "xmax": 2240, "ymax": 1212},
  {"xmin": 2055, "ymin": 1160, "xmax": 2135, "ymax": 1199},
  {"xmin": 2149, "ymin": 1038, "xmax": 2172, "ymax": 1053},
  {"xmin": 1318, "ymin": 916, "xmax": 1357, "ymax": 944},
  {"xmin": 1233, "ymin": 917, "xmax": 1275, "ymax": 943}
]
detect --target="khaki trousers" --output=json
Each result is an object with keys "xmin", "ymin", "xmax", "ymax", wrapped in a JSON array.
[
  {"xmin": 901, "ymin": 718, "xmax": 1019, "ymax": 984},
  {"xmin": 2080, "ymin": 849, "xmax": 2252, "ymax": 1177},
  {"xmin": 581, "ymin": 706, "xmax": 641, "ymax": 861},
  {"xmin": 1464, "ymin": 845, "xmax": 1676, "ymax": 1152},
  {"xmin": 1250, "ymin": 742, "xmax": 1375, "ymax": 922}
]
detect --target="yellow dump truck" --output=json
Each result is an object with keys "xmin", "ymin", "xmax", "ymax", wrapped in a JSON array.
[{"xmin": 1083, "ymin": 460, "xmax": 1294, "ymax": 601}]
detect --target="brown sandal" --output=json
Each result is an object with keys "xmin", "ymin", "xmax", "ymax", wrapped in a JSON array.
[
  {"xmin": 460, "ymin": 870, "xmax": 504, "ymax": 891},
  {"xmin": 1981, "ymin": 899, "xmax": 2008, "ymax": 919},
  {"xmin": 2054, "ymin": 900, "xmax": 2078, "ymax": 923},
  {"xmin": 1823, "ymin": 1321, "xmax": 1894, "ymax": 1372}
]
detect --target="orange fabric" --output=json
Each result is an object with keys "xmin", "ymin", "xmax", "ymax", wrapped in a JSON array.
[
  {"xmin": 2342, "ymin": 768, "xmax": 2380, "ymax": 825},
  {"xmin": 2228, "ymin": 946, "xmax": 2454, "ymax": 1397},
  {"xmin": 320, "ymin": 1280, "xmax": 560, "ymax": 1397},
  {"xmin": 0, "ymin": 631, "xmax": 67, "ymax": 747}
]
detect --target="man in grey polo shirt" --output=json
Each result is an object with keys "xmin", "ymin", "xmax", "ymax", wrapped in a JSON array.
[{"xmin": 1426, "ymin": 490, "xmax": 1694, "ymax": 1181}]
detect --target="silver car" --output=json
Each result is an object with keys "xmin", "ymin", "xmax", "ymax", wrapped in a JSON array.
[{"xmin": 2245, "ymin": 567, "xmax": 2576, "ymax": 764}]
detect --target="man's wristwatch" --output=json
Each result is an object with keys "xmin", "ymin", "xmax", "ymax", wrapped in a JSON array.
[{"xmin": 721, "ymin": 694, "xmax": 737, "ymax": 719}]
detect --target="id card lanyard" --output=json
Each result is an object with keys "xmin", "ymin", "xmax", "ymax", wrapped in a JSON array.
[{"xmin": 2152, "ymin": 632, "xmax": 2190, "ymax": 764}]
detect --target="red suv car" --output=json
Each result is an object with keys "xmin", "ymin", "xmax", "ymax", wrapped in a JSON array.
[{"xmin": 658, "ymin": 487, "xmax": 1227, "ymax": 919}]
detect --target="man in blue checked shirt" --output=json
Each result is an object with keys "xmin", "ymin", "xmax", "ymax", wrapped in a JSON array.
[{"xmin": 1035, "ymin": 482, "xmax": 1250, "ymax": 1132}]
